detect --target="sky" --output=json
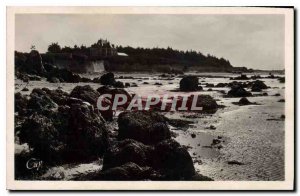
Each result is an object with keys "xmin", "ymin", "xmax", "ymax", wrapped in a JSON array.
[{"xmin": 15, "ymin": 14, "xmax": 285, "ymax": 70}]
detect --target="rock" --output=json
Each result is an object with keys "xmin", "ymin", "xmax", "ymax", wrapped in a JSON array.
[
  {"xmin": 118, "ymin": 111, "xmax": 171, "ymax": 144},
  {"xmin": 274, "ymin": 93, "xmax": 281, "ymax": 96},
  {"xmin": 43, "ymin": 63, "xmax": 57, "ymax": 72},
  {"xmin": 206, "ymin": 83, "xmax": 214, "ymax": 87},
  {"xmin": 21, "ymin": 87, "xmax": 29, "ymax": 92},
  {"xmin": 179, "ymin": 76, "xmax": 200, "ymax": 91},
  {"xmin": 152, "ymin": 139, "xmax": 195, "ymax": 180},
  {"xmin": 81, "ymin": 77, "xmax": 93, "ymax": 83},
  {"xmin": 97, "ymin": 86, "xmax": 132, "ymax": 108},
  {"xmin": 207, "ymin": 88, "xmax": 213, "ymax": 91},
  {"xmin": 102, "ymin": 139, "xmax": 153, "ymax": 170},
  {"xmin": 47, "ymin": 68, "xmax": 82, "ymax": 83},
  {"xmin": 125, "ymin": 82, "xmax": 130, "ymax": 87},
  {"xmin": 25, "ymin": 50, "xmax": 47, "ymax": 75},
  {"xmin": 114, "ymin": 81, "xmax": 124, "ymax": 88},
  {"xmin": 131, "ymin": 83, "xmax": 138, "ymax": 87},
  {"xmin": 15, "ymin": 51, "xmax": 28, "ymax": 70},
  {"xmin": 41, "ymin": 88, "xmax": 69, "ymax": 105},
  {"xmin": 47, "ymin": 77, "xmax": 60, "ymax": 83},
  {"xmin": 278, "ymin": 77, "xmax": 285, "ymax": 83},
  {"xmin": 27, "ymin": 88, "xmax": 58, "ymax": 114},
  {"xmin": 251, "ymin": 80, "xmax": 268, "ymax": 92},
  {"xmin": 189, "ymin": 173, "xmax": 213, "ymax": 181},
  {"xmin": 278, "ymin": 99, "xmax": 285, "ymax": 102},
  {"xmin": 98, "ymin": 162, "xmax": 159, "ymax": 181},
  {"xmin": 167, "ymin": 118, "xmax": 193, "ymax": 129},
  {"xmin": 27, "ymin": 74, "xmax": 42, "ymax": 81},
  {"xmin": 251, "ymin": 75, "xmax": 261, "ymax": 80},
  {"xmin": 227, "ymin": 160, "xmax": 244, "ymax": 165},
  {"xmin": 238, "ymin": 97, "xmax": 251, "ymax": 105},
  {"xmin": 186, "ymin": 95, "xmax": 218, "ymax": 111},
  {"xmin": 66, "ymin": 103, "xmax": 108, "ymax": 161},
  {"xmin": 15, "ymin": 92, "xmax": 28, "ymax": 115},
  {"xmin": 191, "ymin": 133, "xmax": 196, "ymax": 138},
  {"xmin": 143, "ymin": 82, "xmax": 149, "ymax": 84},
  {"xmin": 19, "ymin": 113, "xmax": 65, "ymax": 163},
  {"xmin": 15, "ymin": 71, "xmax": 29, "ymax": 82},
  {"xmin": 99, "ymin": 72, "xmax": 116, "ymax": 86},
  {"xmin": 70, "ymin": 85, "xmax": 100, "ymax": 106},
  {"xmin": 209, "ymin": 125, "xmax": 216, "ymax": 130},
  {"xmin": 211, "ymin": 138, "xmax": 222, "ymax": 145},
  {"xmin": 216, "ymin": 83, "xmax": 227, "ymax": 87},
  {"xmin": 228, "ymin": 85, "xmax": 252, "ymax": 97},
  {"xmin": 231, "ymin": 74, "xmax": 249, "ymax": 80}
]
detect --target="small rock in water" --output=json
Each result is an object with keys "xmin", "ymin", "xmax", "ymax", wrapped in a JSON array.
[
  {"xmin": 191, "ymin": 133, "xmax": 196, "ymax": 138},
  {"xmin": 154, "ymin": 82, "xmax": 162, "ymax": 86},
  {"xmin": 278, "ymin": 99, "xmax": 285, "ymax": 102},
  {"xmin": 211, "ymin": 139, "xmax": 221, "ymax": 145},
  {"xmin": 21, "ymin": 87, "xmax": 29, "ymax": 91},
  {"xmin": 209, "ymin": 125, "xmax": 216, "ymax": 130},
  {"xmin": 238, "ymin": 97, "xmax": 251, "ymax": 105},
  {"xmin": 227, "ymin": 160, "xmax": 244, "ymax": 165}
]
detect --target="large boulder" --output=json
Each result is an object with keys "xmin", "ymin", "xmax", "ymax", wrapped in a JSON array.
[
  {"xmin": 19, "ymin": 113, "xmax": 65, "ymax": 163},
  {"xmin": 227, "ymin": 85, "xmax": 252, "ymax": 97},
  {"xmin": 70, "ymin": 85, "xmax": 100, "ymax": 106},
  {"xmin": 102, "ymin": 139, "xmax": 153, "ymax": 170},
  {"xmin": 251, "ymin": 80, "xmax": 268, "ymax": 92},
  {"xmin": 118, "ymin": 111, "xmax": 171, "ymax": 144},
  {"xmin": 19, "ymin": 101, "xmax": 109, "ymax": 163},
  {"xmin": 179, "ymin": 76, "xmax": 200, "ymax": 91},
  {"xmin": 152, "ymin": 139, "xmax": 195, "ymax": 180},
  {"xmin": 66, "ymin": 103, "xmax": 109, "ymax": 161}
]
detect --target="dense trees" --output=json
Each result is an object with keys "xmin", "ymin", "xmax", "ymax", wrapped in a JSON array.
[
  {"xmin": 47, "ymin": 42, "xmax": 61, "ymax": 53},
  {"xmin": 45, "ymin": 38, "xmax": 233, "ymax": 72}
]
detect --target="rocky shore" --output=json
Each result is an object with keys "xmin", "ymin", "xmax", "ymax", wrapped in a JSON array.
[{"xmin": 14, "ymin": 50, "xmax": 285, "ymax": 181}]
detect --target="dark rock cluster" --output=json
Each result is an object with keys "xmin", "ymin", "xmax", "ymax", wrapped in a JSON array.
[
  {"xmin": 15, "ymin": 86, "xmax": 109, "ymax": 179},
  {"xmin": 76, "ymin": 110, "xmax": 201, "ymax": 181},
  {"xmin": 15, "ymin": 85, "xmax": 211, "ymax": 181}
]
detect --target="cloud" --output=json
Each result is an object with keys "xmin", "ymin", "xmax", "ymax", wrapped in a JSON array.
[{"xmin": 15, "ymin": 14, "xmax": 284, "ymax": 70}]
